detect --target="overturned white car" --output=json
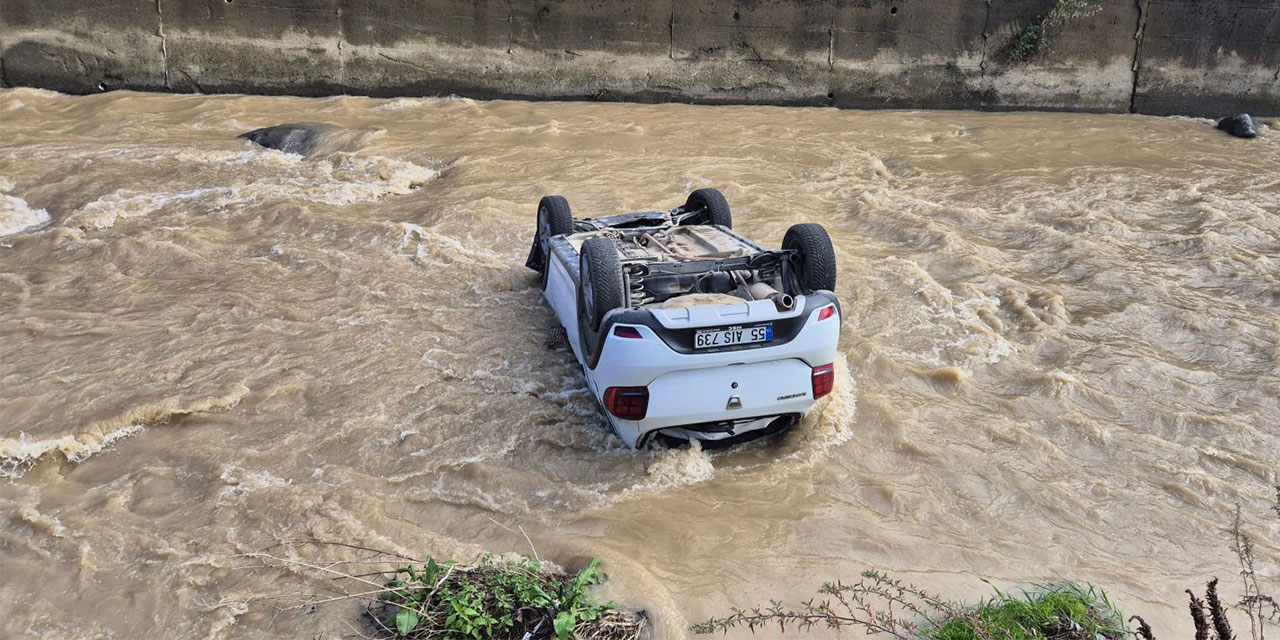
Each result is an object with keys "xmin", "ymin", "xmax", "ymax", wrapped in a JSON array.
[{"xmin": 527, "ymin": 188, "xmax": 841, "ymax": 448}]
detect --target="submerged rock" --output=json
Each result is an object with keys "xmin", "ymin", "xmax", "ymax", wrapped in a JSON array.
[
  {"xmin": 1216, "ymin": 114, "xmax": 1257, "ymax": 139},
  {"xmin": 238, "ymin": 123, "xmax": 338, "ymax": 155}
]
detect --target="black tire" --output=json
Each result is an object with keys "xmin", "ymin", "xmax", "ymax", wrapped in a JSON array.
[
  {"xmin": 578, "ymin": 237, "xmax": 626, "ymax": 335},
  {"xmin": 681, "ymin": 188, "xmax": 732, "ymax": 228},
  {"xmin": 536, "ymin": 196, "xmax": 573, "ymax": 286},
  {"xmin": 783, "ymin": 223, "xmax": 837, "ymax": 294}
]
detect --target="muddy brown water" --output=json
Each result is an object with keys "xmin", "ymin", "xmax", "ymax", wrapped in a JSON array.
[{"xmin": 1, "ymin": 88, "xmax": 1278, "ymax": 639}]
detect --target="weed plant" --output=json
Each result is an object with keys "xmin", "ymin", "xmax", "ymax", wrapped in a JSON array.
[
  {"xmin": 372, "ymin": 555, "xmax": 640, "ymax": 640},
  {"xmin": 692, "ymin": 572, "xmax": 1125, "ymax": 639},
  {"xmin": 1001, "ymin": 0, "xmax": 1101, "ymax": 62}
]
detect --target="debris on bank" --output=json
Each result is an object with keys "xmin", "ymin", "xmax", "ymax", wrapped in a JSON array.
[{"xmin": 366, "ymin": 555, "xmax": 645, "ymax": 640}]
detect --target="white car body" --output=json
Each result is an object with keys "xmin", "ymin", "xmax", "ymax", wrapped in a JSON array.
[{"xmin": 534, "ymin": 208, "xmax": 841, "ymax": 448}]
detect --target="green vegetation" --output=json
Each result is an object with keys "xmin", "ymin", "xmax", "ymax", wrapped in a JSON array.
[
  {"xmin": 928, "ymin": 583, "xmax": 1125, "ymax": 640},
  {"xmin": 1001, "ymin": 0, "xmax": 1102, "ymax": 62},
  {"xmin": 692, "ymin": 571, "xmax": 1125, "ymax": 639},
  {"xmin": 372, "ymin": 554, "xmax": 642, "ymax": 640}
]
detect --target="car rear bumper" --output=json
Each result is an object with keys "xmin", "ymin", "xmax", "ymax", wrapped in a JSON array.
[
  {"xmin": 599, "ymin": 356, "xmax": 828, "ymax": 448},
  {"xmin": 647, "ymin": 413, "xmax": 801, "ymax": 448}
]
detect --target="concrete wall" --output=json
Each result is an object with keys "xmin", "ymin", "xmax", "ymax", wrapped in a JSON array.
[{"xmin": 0, "ymin": 0, "xmax": 1276, "ymax": 116}]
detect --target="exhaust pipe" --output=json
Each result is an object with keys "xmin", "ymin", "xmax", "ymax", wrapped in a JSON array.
[{"xmin": 744, "ymin": 282, "xmax": 795, "ymax": 312}]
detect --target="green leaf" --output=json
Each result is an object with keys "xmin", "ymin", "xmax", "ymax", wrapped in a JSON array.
[
  {"xmin": 395, "ymin": 607, "xmax": 419, "ymax": 636},
  {"xmin": 573, "ymin": 558, "xmax": 603, "ymax": 592},
  {"xmin": 554, "ymin": 611, "xmax": 576, "ymax": 640}
]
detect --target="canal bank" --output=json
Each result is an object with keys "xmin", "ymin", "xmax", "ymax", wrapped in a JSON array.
[
  {"xmin": 1, "ymin": 0, "xmax": 1277, "ymax": 117},
  {"xmin": 2, "ymin": 89, "xmax": 1279, "ymax": 639}
]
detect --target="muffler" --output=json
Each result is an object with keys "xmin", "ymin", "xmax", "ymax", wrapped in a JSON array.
[{"xmin": 743, "ymin": 282, "xmax": 795, "ymax": 312}]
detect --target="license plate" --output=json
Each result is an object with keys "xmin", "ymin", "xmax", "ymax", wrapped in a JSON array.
[{"xmin": 694, "ymin": 324, "xmax": 773, "ymax": 349}]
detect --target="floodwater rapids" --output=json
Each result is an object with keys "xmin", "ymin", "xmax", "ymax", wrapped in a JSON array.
[{"xmin": 1, "ymin": 88, "xmax": 1278, "ymax": 639}]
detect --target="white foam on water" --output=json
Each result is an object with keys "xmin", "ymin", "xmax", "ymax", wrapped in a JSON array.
[
  {"xmin": 631, "ymin": 441, "xmax": 716, "ymax": 494},
  {"xmin": 18, "ymin": 505, "xmax": 68, "ymax": 538},
  {"xmin": 392, "ymin": 221, "xmax": 511, "ymax": 269},
  {"xmin": 0, "ymin": 386, "xmax": 249, "ymax": 479},
  {"xmin": 64, "ymin": 150, "xmax": 439, "ymax": 230},
  {"xmin": 375, "ymin": 95, "xmax": 470, "ymax": 110},
  {"xmin": 874, "ymin": 256, "xmax": 1020, "ymax": 368},
  {"xmin": 201, "ymin": 601, "xmax": 249, "ymax": 640},
  {"xmin": 177, "ymin": 148, "xmax": 305, "ymax": 166},
  {"xmin": 69, "ymin": 186, "xmax": 237, "ymax": 230},
  {"xmin": 0, "ymin": 183, "xmax": 50, "ymax": 237},
  {"xmin": 0, "ymin": 425, "xmax": 144, "ymax": 480},
  {"xmin": 376, "ymin": 97, "xmax": 424, "ymax": 111},
  {"xmin": 217, "ymin": 465, "xmax": 293, "ymax": 502},
  {"xmin": 397, "ymin": 221, "xmax": 427, "ymax": 249}
]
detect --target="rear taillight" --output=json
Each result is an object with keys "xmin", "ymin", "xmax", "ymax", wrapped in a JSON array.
[
  {"xmin": 613, "ymin": 325, "xmax": 643, "ymax": 339},
  {"xmin": 817, "ymin": 305, "xmax": 836, "ymax": 321},
  {"xmin": 811, "ymin": 364, "xmax": 834, "ymax": 399},
  {"xmin": 603, "ymin": 386, "xmax": 649, "ymax": 420}
]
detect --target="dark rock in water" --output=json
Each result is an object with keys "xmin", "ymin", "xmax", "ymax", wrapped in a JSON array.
[
  {"xmin": 239, "ymin": 123, "xmax": 338, "ymax": 155},
  {"xmin": 1216, "ymin": 114, "xmax": 1257, "ymax": 139}
]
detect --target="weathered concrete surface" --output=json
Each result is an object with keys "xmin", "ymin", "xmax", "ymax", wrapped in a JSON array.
[
  {"xmin": 1, "ymin": 0, "xmax": 1277, "ymax": 116},
  {"xmin": 829, "ymin": 0, "xmax": 988, "ymax": 110},
  {"xmin": 163, "ymin": 0, "xmax": 343, "ymax": 95},
  {"xmin": 1135, "ymin": 0, "xmax": 1280, "ymax": 117},
  {"xmin": 980, "ymin": 0, "xmax": 1141, "ymax": 113},
  {"xmin": 0, "ymin": 0, "xmax": 167, "ymax": 93}
]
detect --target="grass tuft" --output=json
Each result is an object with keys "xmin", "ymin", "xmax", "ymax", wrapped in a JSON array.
[
  {"xmin": 693, "ymin": 573, "xmax": 1127, "ymax": 640},
  {"xmin": 925, "ymin": 582, "xmax": 1127, "ymax": 640}
]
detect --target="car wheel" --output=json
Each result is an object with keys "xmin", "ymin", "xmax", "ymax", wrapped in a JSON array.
[
  {"xmin": 537, "ymin": 196, "xmax": 573, "ymax": 287},
  {"xmin": 578, "ymin": 237, "xmax": 626, "ymax": 342},
  {"xmin": 783, "ymin": 223, "xmax": 836, "ymax": 294},
  {"xmin": 681, "ymin": 188, "xmax": 732, "ymax": 228}
]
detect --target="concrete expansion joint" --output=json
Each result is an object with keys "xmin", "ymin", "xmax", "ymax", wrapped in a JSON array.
[
  {"xmin": 827, "ymin": 27, "xmax": 834, "ymax": 71},
  {"xmin": 336, "ymin": 4, "xmax": 346, "ymax": 94},
  {"xmin": 506, "ymin": 9, "xmax": 515, "ymax": 56},
  {"xmin": 156, "ymin": 0, "xmax": 171, "ymax": 91},
  {"xmin": 978, "ymin": 0, "xmax": 992, "ymax": 73},
  {"xmin": 668, "ymin": 0, "xmax": 676, "ymax": 60},
  {"xmin": 1129, "ymin": 0, "xmax": 1150, "ymax": 113}
]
